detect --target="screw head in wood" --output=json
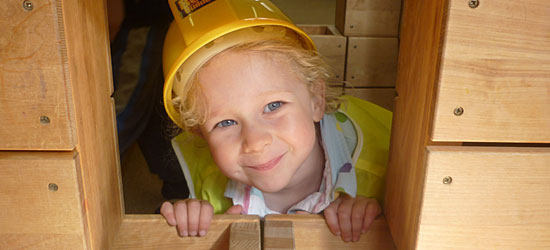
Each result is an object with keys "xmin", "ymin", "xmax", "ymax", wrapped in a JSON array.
[
  {"xmin": 48, "ymin": 183, "xmax": 59, "ymax": 191},
  {"xmin": 349, "ymin": 24, "xmax": 354, "ymax": 29},
  {"xmin": 442, "ymin": 176, "xmax": 453, "ymax": 184},
  {"xmin": 453, "ymin": 107, "xmax": 464, "ymax": 116},
  {"xmin": 40, "ymin": 116, "xmax": 50, "ymax": 124},
  {"xmin": 22, "ymin": 0, "xmax": 33, "ymax": 11},
  {"xmin": 469, "ymin": 0, "xmax": 479, "ymax": 8}
]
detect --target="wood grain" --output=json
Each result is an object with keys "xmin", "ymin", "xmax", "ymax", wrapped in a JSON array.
[
  {"xmin": 417, "ymin": 146, "xmax": 550, "ymax": 249},
  {"xmin": 229, "ymin": 222, "xmax": 261, "ymax": 250},
  {"xmin": 297, "ymin": 24, "xmax": 347, "ymax": 83},
  {"xmin": 265, "ymin": 214, "xmax": 396, "ymax": 249},
  {"xmin": 0, "ymin": 0, "xmax": 76, "ymax": 150},
  {"xmin": 0, "ymin": 151, "xmax": 86, "ymax": 249},
  {"xmin": 383, "ymin": 0, "xmax": 449, "ymax": 249},
  {"xmin": 346, "ymin": 37, "xmax": 398, "ymax": 87},
  {"xmin": 60, "ymin": 0, "xmax": 122, "ymax": 248},
  {"xmin": 335, "ymin": 0, "xmax": 402, "ymax": 37},
  {"xmin": 263, "ymin": 220, "xmax": 295, "ymax": 250},
  {"xmin": 344, "ymin": 87, "xmax": 395, "ymax": 111},
  {"xmin": 432, "ymin": 0, "xmax": 550, "ymax": 143},
  {"xmin": 112, "ymin": 214, "xmax": 260, "ymax": 249}
]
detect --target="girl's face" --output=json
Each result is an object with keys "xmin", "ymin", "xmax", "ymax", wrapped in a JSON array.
[{"xmin": 198, "ymin": 50, "xmax": 325, "ymax": 194}]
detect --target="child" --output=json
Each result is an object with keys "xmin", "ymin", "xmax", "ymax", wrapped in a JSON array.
[{"xmin": 159, "ymin": 0, "xmax": 391, "ymax": 243}]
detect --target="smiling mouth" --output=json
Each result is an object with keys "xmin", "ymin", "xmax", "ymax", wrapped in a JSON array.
[{"xmin": 247, "ymin": 153, "xmax": 286, "ymax": 172}]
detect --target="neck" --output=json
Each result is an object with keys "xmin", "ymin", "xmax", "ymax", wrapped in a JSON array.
[{"xmin": 263, "ymin": 124, "xmax": 325, "ymax": 213}]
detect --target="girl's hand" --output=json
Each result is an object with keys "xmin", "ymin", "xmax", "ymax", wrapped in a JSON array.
[
  {"xmin": 160, "ymin": 199, "xmax": 214, "ymax": 237},
  {"xmin": 323, "ymin": 194, "xmax": 381, "ymax": 242}
]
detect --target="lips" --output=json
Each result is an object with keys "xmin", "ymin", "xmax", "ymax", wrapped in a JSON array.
[{"xmin": 247, "ymin": 153, "xmax": 286, "ymax": 172}]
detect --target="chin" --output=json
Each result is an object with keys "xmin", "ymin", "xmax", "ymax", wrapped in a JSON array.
[{"xmin": 255, "ymin": 181, "xmax": 287, "ymax": 194}]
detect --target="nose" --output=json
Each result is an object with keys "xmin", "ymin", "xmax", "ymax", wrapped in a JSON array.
[{"xmin": 241, "ymin": 123, "xmax": 272, "ymax": 154}]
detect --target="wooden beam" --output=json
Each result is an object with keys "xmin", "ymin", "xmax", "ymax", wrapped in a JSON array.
[
  {"xmin": 263, "ymin": 220, "xmax": 295, "ymax": 250},
  {"xmin": 265, "ymin": 214, "xmax": 395, "ymax": 249},
  {"xmin": 230, "ymin": 222, "xmax": 261, "ymax": 250}
]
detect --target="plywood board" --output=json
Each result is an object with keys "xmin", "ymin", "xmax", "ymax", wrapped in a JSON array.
[
  {"xmin": 433, "ymin": 0, "xmax": 550, "ymax": 143},
  {"xmin": 344, "ymin": 88, "xmax": 395, "ymax": 111},
  {"xmin": 0, "ymin": 151, "xmax": 86, "ymax": 249},
  {"xmin": 112, "ymin": 214, "xmax": 260, "ymax": 249},
  {"xmin": 335, "ymin": 0, "xmax": 402, "ymax": 37},
  {"xmin": 383, "ymin": 1, "xmax": 448, "ymax": 249},
  {"xmin": 418, "ymin": 146, "xmax": 550, "ymax": 249},
  {"xmin": 265, "ymin": 214, "xmax": 396, "ymax": 249},
  {"xmin": 346, "ymin": 37, "xmax": 398, "ymax": 87},
  {"xmin": 0, "ymin": 0, "xmax": 76, "ymax": 150},
  {"xmin": 297, "ymin": 25, "xmax": 347, "ymax": 83}
]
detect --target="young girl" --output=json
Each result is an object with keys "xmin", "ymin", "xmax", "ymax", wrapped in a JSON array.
[{"xmin": 159, "ymin": 0, "xmax": 391, "ymax": 243}]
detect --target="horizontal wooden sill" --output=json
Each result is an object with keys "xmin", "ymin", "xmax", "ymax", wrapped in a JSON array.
[{"xmin": 111, "ymin": 214, "xmax": 396, "ymax": 249}]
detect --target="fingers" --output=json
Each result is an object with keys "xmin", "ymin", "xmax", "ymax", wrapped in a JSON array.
[
  {"xmin": 323, "ymin": 198, "xmax": 342, "ymax": 236},
  {"xmin": 174, "ymin": 200, "xmax": 189, "ymax": 237},
  {"xmin": 160, "ymin": 201, "xmax": 177, "ymax": 226},
  {"xmin": 186, "ymin": 199, "xmax": 202, "ymax": 236},
  {"xmin": 362, "ymin": 200, "xmax": 381, "ymax": 233},
  {"xmin": 351, "ymin": 199, "xmax": 368, "ymax": 241},
  {"xmin": 337, "ymin": 197, "xmax": 355, "ymax": 242},
  {"xmin": 225, "ymin": 205, "xmax": 243, "ymax": 215},
  {"xmin": 198, "ymin": 200, "xmax": 214, "ymax": 236}
]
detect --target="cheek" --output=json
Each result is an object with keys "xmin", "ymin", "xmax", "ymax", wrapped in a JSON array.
[
  {"xmin": 207, "ymin": 135, "xmax": 238, "ymax": 171},
  {"xmin": 274, "ymin": 112, "xmax": 317, "ymax": 149}
]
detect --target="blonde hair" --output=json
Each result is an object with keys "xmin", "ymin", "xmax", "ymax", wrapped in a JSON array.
[{"xmin": 171, "ymin": 39, "xmax": 341, "ymax": 130}]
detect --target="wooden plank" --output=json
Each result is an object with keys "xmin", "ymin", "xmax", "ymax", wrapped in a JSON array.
[
  {"xmin": 263, "ymin": 220, "xmax": 295, "ymax": 250},
  {"xmin": 344, "ymin": 88, "xmax": 395, "ymax": 111},
  {"xmin": 383, "ymin": 0, "xmax": 448, "ymax": 249},
  {"xmin": 418, "ymin": 146, "xmax": 550, "ymax": 249},
  {"xmin": 346, "ymin": 37, "xmax": 398, "ymax": 87},
  {"xmin": 229, "ymin": 222, "xmax": 261, "ymax": 250},
  {"xmin": 112, "ymin": 214, "xmax": 260, "ymax": 249},
  {"xmin": 432, "ymin": 0, "xmax": 550, "ymax": 143},
  {"xmin": 265, "ymin": 215, "xmax": 396, "ymax": 249},
  {"xmin": 297, "ymin": 25, "xmax": 347, "ymax": 83},
  {"xmin": 0, "ymin": 0, "xmax": 76, "ymax": 150},
  {"xmin": 335, "ymin": 0, "xmax": 402, "ymax": 37},
  {"xmin": 60, "ymin": 0, "xmax": 123, "ymax": 249},
  {"xmin": 0, "ymin": 151, "xmax": 86, "ymax": 249}
]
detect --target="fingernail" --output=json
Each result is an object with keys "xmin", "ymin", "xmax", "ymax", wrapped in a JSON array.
[
  {"xmin": 335, "ymin": 231, "xmax": 341, "ymax": 236},
  {"xmin": 189, "ymin": 231, "xmax": 197, "ymax": 236},
  {"xmin": 199, "ymin": 230, "xmax": 206, "ymax": 237},
  {"xmin": 180, "ymin": 230, "xmax": 188, "ymax": 237},
  {"xmin": 353, "ymin": 236, "xmax": 359, "ymax": 242},
  {"xmin": 344, "ymin": 237, "xmax": 351, "ymax": 242}
]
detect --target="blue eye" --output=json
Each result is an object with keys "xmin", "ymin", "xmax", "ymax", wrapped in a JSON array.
[
  {"xmin": 215, "ymin": 120, "xmax": 237, "ymax": 128},
  {"xmin": 264, "ymin": 101, "xmax": 283, "ymax": 113}
]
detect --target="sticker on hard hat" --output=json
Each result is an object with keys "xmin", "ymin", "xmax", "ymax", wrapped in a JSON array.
[{"xmin": 175, "ymin": 0, "xmax": 216, "ymax": 17}]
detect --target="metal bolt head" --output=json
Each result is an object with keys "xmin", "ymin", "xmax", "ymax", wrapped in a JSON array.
[
  {"xmin": 469, "ymin": 0, "xmax": 479, "ymax": 8},
  {"xmin": 40, "ymin": 116, "xmax": 50, "ymax": 124},
  {"xmin": 48, "ymin": 183, "xmax": 58, "ymax": 191},
  {"xmin": 23, "ymin": 0, "xmax": 33, "ymax": 11},
  {"xmin": 349, "ymin": 24, "xmax": 354, "ymax": 29},
  {"xmin": 453, "ymin": 107, "xmax": 464, "ymax": 116},
  {"xmin": 442, "ymin": 176, "xmax": 453, "ymax": 184},
  {"xmin": 335, "ymin": 75, "xmax": 340, "ymax": 79}
]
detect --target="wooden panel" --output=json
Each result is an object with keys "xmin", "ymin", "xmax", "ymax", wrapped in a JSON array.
[
  {"xmin": 263, "ymin": 220, "xmax": 295, "ymax": 250},
  {"xmin": 265, "ymin": 215, "xmax": 396, "ymax": 249},
  {"xmin": 297, "ymin": 25, "xmax": 347, "ymax": 83},
  {"xmin": 344, "ymin": 88, "xmax": 395, "ymax": 111},
  {"xmin": 60, "ymin": 0, "xmax": 122, "ymax": 249},
  {"xmin": 335, "ymin": 0, "xmax": 401, "ymax": 37},
  {"xmin": 432, "ymin": 0, "xmax": 550, "ymax": 142},
  {"xmin": 0, "ymin": 0, "xmax": 76, "ymax": 150},
  {"xmin": 346, "ymin": 37, "xmax": 398, "ymax": 87},
  {"xmin": 112, "ymin": 214, "xmax": 260, "ymax": 249},
  {"xmin": 383, "ymin": 0, "xmax": 448, "ymax": 249},
  {"xmin": 229, "ymin": 222, "xmax": 261, "ymax": 250},
  {"xmin": 418, "ymin": 146, "xmax": 550, "ymax": 249},
  {"xmin": 0, "ymin": 151, "xmax": 86, "ymax": 249}
]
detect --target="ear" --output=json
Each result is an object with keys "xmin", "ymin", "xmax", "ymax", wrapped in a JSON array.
[{"xmin": 310, "ymin": 81, "xmax": 326, "ymax": 122}]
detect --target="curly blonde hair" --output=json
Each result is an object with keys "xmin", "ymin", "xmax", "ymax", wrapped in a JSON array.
[{"xmin": 171, "ymin": 39, "xmax": 342, "ymax": 130}]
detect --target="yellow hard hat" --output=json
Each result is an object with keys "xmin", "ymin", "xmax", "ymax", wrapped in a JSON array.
[{"xmin": 162, "ymin": 0, "xmax": 316, "ymax": 128}]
